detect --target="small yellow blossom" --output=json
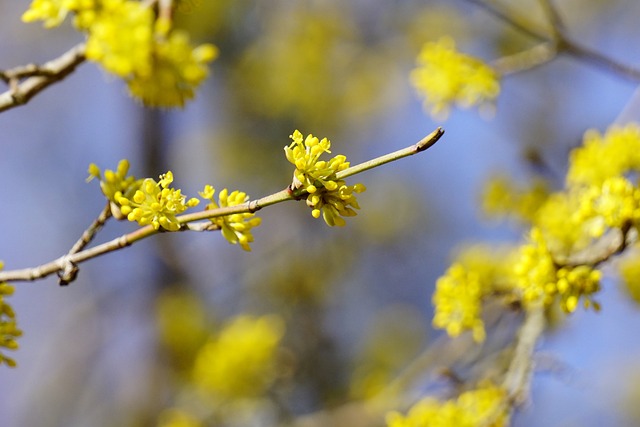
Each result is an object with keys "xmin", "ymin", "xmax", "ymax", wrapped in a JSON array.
[
  {"xmin": 285, "ymin": 130, "xmax": 366, "ymax": 226},
  {"xmin": 24, "ymin": 0, "xmax": 218, "ymax": 108},
  {"xmin": 411, "ymin": 37, "xmax": 500, "ymax": 119},
  {"xmin": 127, "ymin": 31, "xmax": 218, "ymax": 107},
  {"xmin": 386, "ymin": 383, "xmax": 509, "ymax": 427},
  {"xmin": 193, "ymin": 315, "xmax": 285, "ymax": 399},
  {"xmin": 116, "ymin": 171, "xmax": 199, "ymax": 231},
  {"xmin": 84, "ymin": 0, "xmax": 154, "ymax": 77},
  {"xmin": 513, "ymin": 228, "xmax": 559, "ymax": 307},
  {"xmin": 533, "ymin": 192, "xmax": 593, "ymax": 255},
  {"xmin": 568, "ymin": 123, "xmax": 640, "ymax": 187},
  {"xmin": 22, "ymin": 0, "xmax": 73, "ymax": 28},
  {"xmin": 157, "ymin": 408, "xmax": 202, "ymax": 427},
  {"xmin": 482, "ymin": 176, "xmax": 550, "ymax": 224},
  {"xmin": 513, "ymin": 228, "xmax": 602, "ymax": 312},
  {"xmin": 0, "ymin": 261, "xmax": 22, "ymax": 368},
  {"xmin": 306, "ymin": 182, "xmax": 366, "ymax": 227},
  {"xmin": 432, "ymin": 263, "xmax": 486, "ymax": 342},
  {"xmin": 555, "ymin": 266, "xmax": 601, "ymax": 312},
  {"xmin": 576, "ymin": 176, "xmax": 640, "ymax": 237},
  {"xmin": 199, "ymin": 185, "xmax": 261, "ymax": 251},
  {"xmin": 87, "ymin": 159, "xmax": 141, "ymax": 204}
]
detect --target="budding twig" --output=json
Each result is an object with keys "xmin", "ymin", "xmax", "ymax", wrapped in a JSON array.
[
  {"xmin": 336, "ymin": 127, "xmax": 444, "ymax": 180},
  {"xmin": 0, "ymin": 129, "xmax": 444, "ymax": 284}
]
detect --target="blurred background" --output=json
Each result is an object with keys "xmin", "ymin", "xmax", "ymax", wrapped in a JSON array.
[{"xmin": 2, "ymin": 0, "xmax": 640, "ymax": 426}]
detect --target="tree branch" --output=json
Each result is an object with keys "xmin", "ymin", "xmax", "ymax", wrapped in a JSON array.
[
  {"xmin": 0, "ymin": 43, "xmax": 86, "ymax": 113},
  {"xmin": 464, "ymin": 0, "xmax": 640, "ymax": 82},
  {"xmin": 501, "ymin": 302, "xmax": 545, "ymax": 406},
  {"xmin": 0, "ymin": 129, "xmax": 444, "ymax": 284}
]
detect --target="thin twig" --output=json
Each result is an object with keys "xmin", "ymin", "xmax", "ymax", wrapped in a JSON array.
[
  {"xmin": 493, "ymin": 42, "xmax": 557, "ymax": 76},
  {"xmin": 501, "ymin": 302, "xmax": 545, "ymax": 406},
  {"xmin": 0, "ymin": 43, "xmax": 86, "ymax": 113},
  {"xmin": 336, "ymin": 127, "xmax": 444, "ymax": 180},
  {"xmin": 0, "ymin": 129, "xmax": 444, "ymax": 284},
  {"xmin": 68, "ymin": 203, "xmax": 112, "ymax": 255}
]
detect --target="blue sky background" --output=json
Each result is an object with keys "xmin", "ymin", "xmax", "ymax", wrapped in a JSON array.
[{"xmin": 2, "ymin": 1, "xmax": 640, "ymax": 426}]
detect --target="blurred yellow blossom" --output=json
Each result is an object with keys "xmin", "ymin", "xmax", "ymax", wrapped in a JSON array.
[
  {"xmin": 155, "ymin": 288, "xmax": 208, "ymax": 370},
  {"xmin": 22, "ymin": 0, "xmax": 79, "ymax": 27},
  {"xmin": 411, "ymin": 37, "xmax": 500, "ymax": 119},
  {"xmin": 157, "ymin": 408, "xmax": 202, "ymax": 427},
  {"xmin": 568, "ymin": 123, "xmax": 640, "ymax": 187},
  {"xmin": 234, "ymin": 6, "xmax": 390, "ymax": 126},
  {"xmin": 193, "ymin": 315, "xmax": 285, "ymax": 399},
  {"xmin": 482, "ymin": 176, "xmax": 550, "ymax": 224},
  {"xmin": 23, "ymin": 0, "xmax": 217, "ymax": 108},
  {"xmin": 0, "ymin": 262, "xmax": 22, "ymax": 368},
  {"xmin": 127, "ymin": 30, "xmax": 218, "ymax": 107},
  {"xmin": 386, "ymin": 383, "xmax": 509, "ymax": 427},
  {"xmin": 84, "ymin": 0, "xmax": 154, "ymax": 77},
  {"xmin": 576, "ymin": 176, "xmax": 640, "ymax": 238},
  {"xmin": 513, "ymin": 228, "xmax": 559, "ymax": 307},
  {"xmin": 513, "ymin": 228, "xmax": 602, "ymax": 312},
  {"xmin": 432, "ymin": 263, "xmax": 486, "ymax": 342},
  {"xmin": 533, "ymin": 192, "xmax": 592, "ymax": 255}
]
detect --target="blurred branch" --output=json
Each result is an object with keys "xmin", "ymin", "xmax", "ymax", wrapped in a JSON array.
[
  {"xmin": 0, "ymin": 43, "xmax": 86, "ymax": 113},
  {"xmin": 0, "ymin": 128, "xmax": 444, "ymax": 284},
  {"xmin": 464, "ymin": 0, "xmax": 640, "ymax": 81},
  {"xmin": 501, "ymin": 303, "xmax": 545, "ymax": 406},
  {"xmin": 68, "ymin": 202, "xmax": 112, "ymax": 255},
  {"xmin": 537, "ymin": 0, "xmax": 565, "ymax": 37},
  {"xmin": 492, "ymin": 42, "xmax": 556, "ymax": 76}
]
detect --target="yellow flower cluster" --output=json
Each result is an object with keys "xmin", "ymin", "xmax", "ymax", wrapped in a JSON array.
[
  {"xmin": 285, "ymin": 130, "xmax": 366, "ymax": 226},
  {"xmin": 234, "ymin": 6, "xmax": 387, "ymax": 126},
  {"xmin": 411, "ymin": 37, "xmax": 500, "ymax": 119},
  {"xmin": 87, "ymin": 159, "xmax": 141, "ymax": 209},
  {"xmin": 199, "ymin": 185, "xmax": 262, "ymax": 251},
  {"xmin": 127, "ymin": 31, "xmax": 218, "ymax": 107},
  {"xmin": 193, "ymin": 315, "xmax": 285, "ymax": 399},
  {"xmin": 23, "ymin": 0, "xmax": 218, "ymax": 107},
  {"xmin": 513, "ymin": 228, "xmax": 601, "ymax": 312},
  {"xmin": 22, "ymin": 0, "xmax": 83, "ymax": 28},
  {"xmin": 432, "ymin": 245, "xmax": 522, "ymax": 342},
  {"xmin": 157, "ymin": 408, "xmax": 202, "ymax": 427},
  {"xmin": 482, "ymin": 176, "xmax": 550, "ymax": 224},
  {"xmin": 0, "ymin": 262, "xmax": 22, "ymax": 368},
  {"xmin": 438, "ymin": 135, "xmax": 634, "ymax": 340},
  {"xmin": 115, "ymin": 171, "xmax": 200, "ymax": 231},
  {"xmin": 567, "ymin": 123, "xmax": 640, "ymax": 187},
  {"xmin": 84, "ymin": 0, "xmax": 154, "ymax": 77},
  {"xmin": 447, "ymin": 123, "xmax": 640, "ymax": 343},
  {"xmin": 386, "ymin": 383, "xmax": 509, "ymax": 427},
  {"xmin": 576, "ymin": 176, "xmax": 640, "ymax": 238},
  {"xmin": 432, "ymin": 264, "xmax": 486, "ymax": 343}
]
